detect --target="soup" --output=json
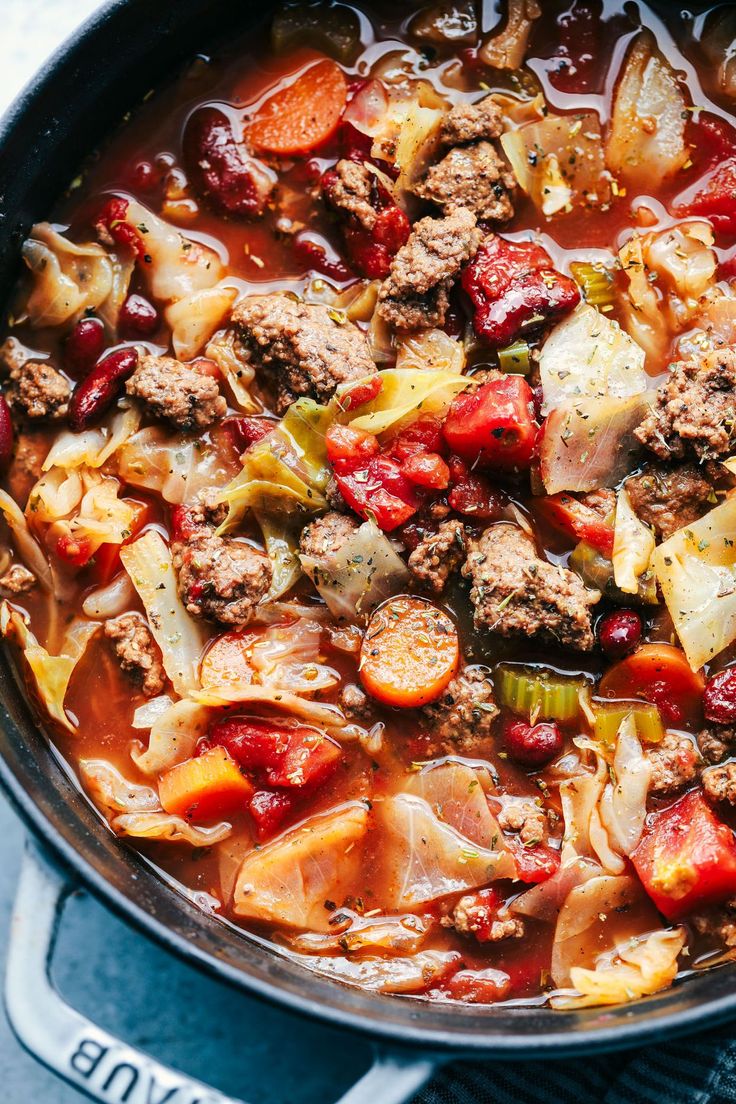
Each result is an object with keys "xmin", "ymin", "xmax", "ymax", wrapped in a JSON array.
[{"xmin": 2, "ymin": 0, "xmax": 736, "ymax": 1008}]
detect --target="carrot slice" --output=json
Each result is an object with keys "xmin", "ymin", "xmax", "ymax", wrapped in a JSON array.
[
  {"xmin": 598, "ymin": 643, "xmax": 705, "ymax": 727},
  {"xmin": 159, "ymin": 746, "xmax": 254, "ymax": 820},
  {"xmin": 359, "ymin": 596, "xmax": 459, "ymax": 708},
  {"xmin": 200, "ymin": 630, "xmax": 255, "ymax": 689},
  {"xmin": 247, "ymin": 59, "xmax": 348, "ymax": 156}
]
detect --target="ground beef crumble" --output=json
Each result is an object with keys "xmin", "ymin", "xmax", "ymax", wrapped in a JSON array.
[
  {"xmin": 419, "ymin": 664, "xmax": 498, "ymax": 754},
  {"xmin": 322, "ymin": 159, "xmax": 377, "ymax": 231},
  {"xmin": 634, "ymin": 347, "xmax": 736, "ymax": 462},
  {"xmin": 407, "ymin": 519, "xmax": 466, "ymax": 594},
  {"xmin": 6, "ymin": 360, "xmax": 70, "ymax": 421},
  {"xmin": 414, "ymin": 141, "xmax": 515, "ymax": 223},
  {"xmin": 0, "ymin": 564, "xmax": 35, "ymax": 594},
  {"xmin": 692, "ymin": 898, "xmax": 736, "ymax": 948},
  {"xmin": 625, "ymin": 463, "xmax": 716, "ymax": 541},
  {"xmin": 440, "ymin": 97, "xmax": 506, "ymax": 146},
  {"xmin": 702, "ymin": 761, "xmax": 736, "ymax": 805},
  {"xmin": 104, "ymin": 613, "xmax": 166, "ymax": 698},
  {"xmin": 233, "ymin": 295, "xmax": 376, "ymax": 413},
  {"xmin": 698, "ymin": 725, "xmax": 736, "ymax": 764},
  {"xmin": 126, "ymin": 354, "xmax": 226, "ymax": 431},
  {"xmin": 462, "ymin": 522, "xmax": 599, "ymax": 651},
  {"xmin": 645, "ymin": 732, "xmax": 701, "ymax": 795},
  {"xmin": 498, "ymin": 800, "xmax": 548, "ymax": 847},
  {"xmin": 448, "ymin": 893, "xmax": 524, "ymax": 943},
  {"xmin": 377, "ymin": 208, "xmax": 482, "ymax": 330},
  {"xmin": 172, "ymin": 490, "xmax": 272, "ymax": 627}
]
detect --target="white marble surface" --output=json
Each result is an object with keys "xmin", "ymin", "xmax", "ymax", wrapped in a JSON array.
[{"xmin": 1, "ymin": 0, "xmax": 102, "ymax": 114}]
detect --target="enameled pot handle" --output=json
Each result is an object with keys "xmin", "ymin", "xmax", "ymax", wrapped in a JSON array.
[{"xmin": 4, "ymin": 843, "xmax": 438, "ymax": 1104}]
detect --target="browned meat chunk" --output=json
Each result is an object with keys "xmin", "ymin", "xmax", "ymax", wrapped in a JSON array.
[
  {"xmin": 441, "ymin": 97, "xmax": 505, "ymax": 146},
  {"xmin": 407, "ymin": 519, "xmax": 466, "ymax": 594},
  {"xmin": 174, "ymin": 532, "xmax": 271, "ymax": 627},
  {"xmin": 692, "ymin": 898, "xmax": 736, "ymax": 947},
  {"xmin": 8, "ymin": 430, "xmax": 48, "ymax": 503},
  {"xmin": 645, "ymin": 732, "xmax": 701, "ymax": 795},
  {"xmin": 703, "ymin": 761, "xmax": 736, "ymax": 805},
  {"xmin": 377, "ymin": 209, "xmax": 482, "ymax": 331},
  {"xmin": 322, "ymin": 159, "xmax": 377, "ymax": 231},
  {"xmin": 0, "ymin": 564, "xmax": 35, "ymax": 594},
  {"xmin": 498, "ymin": 800, "xmax": 548, "ymax": 847},
  {"xmin": 450, "ymin": 893, "xmax": 524, "ymax": 942},
  {"xmin": 6, "ymin": 360, "xmax": 70, "ymax": 421},
  {"xmin": 462, "ymin": 523, "xmax": 599, "ymax": 651},
  {"xmin": 698, "ymin": 724, "xmax": 736, "ymax": 764},
  {"xmin": 104, "ymin": 613, "xmax": 166, "ymax": 697},
  {"xmin": 419, "ymin": 664, "xmax": 498, "ymax": 753},
  {"xmin": 339, "ymin": 683, "xmax": 372, "ymax": 721},
  {"xmin": 625, "ymin": 463, "xmax": 715, "ymax": 541},
  {"xmin": 414, "ymin": 142, "xmax": 515, "ymax": 223},
  {"xmin": 233, "ymin": 295, "xmax": 376, "ymax": 413},
  {"xmin": 635, "ymin": 347, "xmax": 736, "ymax": 462},
  {"xmin": 126, "ymin": 355, "xmax": 226, "ymax": 432},
  {"xmin": 299, "ymin": 511, "xmax": 359, "ymax": 562}
]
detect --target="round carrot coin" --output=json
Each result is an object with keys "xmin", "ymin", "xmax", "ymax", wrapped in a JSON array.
[
  {"xmin": 247, "ymin": 59, "xmax": 348, "ymax": 157},
  {"xmin": 359, "ymin": 595, "xmax": 459, "ymax": 708}
]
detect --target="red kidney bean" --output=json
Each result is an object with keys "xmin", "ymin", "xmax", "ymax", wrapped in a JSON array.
[
  {"xmin": 183, "ymin": 105, "xmax": 275, "ymax": 217},
  {"xmin": 598, "ymin": 609, "xmax": 643, "ymax": 659},
  {"xmin": 64, "ymin": 317, "xmax": 106, "ymax": 376},
  {"xmin": 119, "ymin": 294, "xmax": 159, "ymax": 337},
  {"xmin": 129, "ymin": 159, "xmax": 157, "ymax": 192},
  {"xmin": 68, "ymin": 347, "xmax": 139, "ymax": 431},
  {"xmin": 502, "ymin": 716, "xmax": 564, "ymax": 768},
  {"xmin": 704, "ymin": 668, "xmax": 736, "ymax": 724},
  {"xmin": 0, "ymin": 395, "xmax": 15, "ymax": 469}
]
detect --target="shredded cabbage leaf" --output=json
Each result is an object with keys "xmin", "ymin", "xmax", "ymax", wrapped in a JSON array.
[
  {"xmin": 299, "ymin": 517, "xmax": 409, "ymax": 621},
  {"xmin": 347, "ymin": 369, "xmax": 470, "ymax": 435},
  {"xmin": 406, "ymin": 760, "xmax": 502, "ymax": 848},
  {"xmin": 653, "ymin": 496, "xmax": 736, "ymax": 669},
  {"xmin": 205, "ymin": 329, "xmax": 258, "ymax": 413},
  {"xmin": 606, "ymin": 32, "xmax": 687, "ymax": 188},
  {"xmin": 502, "ymin": 112, "xmax": 609, "ymax": 216},
  {"xmin": 233, "ymin": 802, "xmax": 369, "ymax": 930},
  {"xmin": 376, "ymin": 794, "xmax": 516, "ymax": 908},
  {"xmin": 1, "ymin": 603, "xmax": 99, "ymax": 732},
  {"xmin": 42, "ymin": 407, "xmax": 141, "ymax": 472},
  {"xmin": 121, "ymin": 198, "xmax": 223, "ymax": 301},
  {"xmin": 552, "ymin": 927, "xmax": 686, "ymax": 1009},
  {"xmin": 0, "ymin": 489, "xmax": 54, "ymax": 591},
  {"xmin": 287, "ymin": 910, "xmax": 431, "ymax": 957},
  {"xmin": 613, "ymin": 487, "xmax": 656, "ymax": 595},
  {"xmin": 217, "ymin": 434, "xmax": 327, "ymax": 535},
  {"xmin": 255, "ymin": 512, "xmax": 303, "ymax": 602},
  {"xmin": 395, "ymin": 328, "xmax": 465, "ymax": 374},
  {"xmin": 132, "ymin": 699, "xmax": 211, "ymax": 775},
  {"xmin": 538, "ymin": 304, "xmax": 647, "ymax": 415},
  {"xmin": 20, "ymin": 224, "xmax": 114, "ymax": 328},
  {"xmin": 120, "ymin": 530, "xmax": 206, "ymax": 695},
  {"xmin": 539, "ymin": 394, "xmax": 648, "ymax": 495},
  {"xmin": 296, "ymin": 949, "xmax": 458, "ymax": 993},
  {"xmin": 166, "ymin": 283, "xmax": 237, "ymax": 360}
]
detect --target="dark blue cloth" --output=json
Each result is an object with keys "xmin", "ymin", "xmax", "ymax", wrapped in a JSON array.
[{"xmin": 419, "ymin": 1030, "xmax": 735, "ymax": 1104}]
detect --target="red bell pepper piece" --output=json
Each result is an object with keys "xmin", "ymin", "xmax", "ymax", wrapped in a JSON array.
[
  {"xmin": 632, "ymin": 790, "xmax": 736, "ymax": 920},
  {"xmin": 533, "ymin": 492, "xmax": 615, "ymax": 556},
  {"xmin": 442, "ymin": 376, "xmax": 539, "ymax": 471}
]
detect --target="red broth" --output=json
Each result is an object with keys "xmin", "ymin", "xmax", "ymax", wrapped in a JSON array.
[{"xmin": 2, "ymin": 0, "xmax": 736, "ymax": 1007}]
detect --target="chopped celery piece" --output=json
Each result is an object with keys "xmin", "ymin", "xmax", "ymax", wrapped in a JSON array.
[
  {"xmin": 569, "ymin": 540, "xmax": 658, "ymax": 605},
  {"xmin": 593, "ymin": 700, "xmax": 664, "ymax": 746},
  {"xmin": 496, "ymin": 664, "xmax": 587, "ymax": 723},
  {"xmin": 570, "ymin": 261, "xmax": 616, "ymax": 309},
  {"xmin": 497, "ymin": 340, "xmax": 531, "ymax": 375}
]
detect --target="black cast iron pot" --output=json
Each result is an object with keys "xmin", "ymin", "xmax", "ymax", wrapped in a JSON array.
[{"xmin": 2, "ymin": 3, "xmax": 736, "ymax": 1101}]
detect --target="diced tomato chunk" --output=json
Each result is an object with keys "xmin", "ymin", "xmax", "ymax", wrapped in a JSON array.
[
  {"xmin": 56, "ymin": 533, "xmax": 94, "ymax": 568},
  {"xmin": 222, "ymin": 415, "xmax": 275, "ymax": 453},
  {"xmin": 91, "ymin": 500, "xmax": 151, "ymax": 584},
  {"xmin": 209, "ymin": 717, "xmax": 342, "ymax": 790},
  {"xmin": 96, "ymin": 197, "xmax": 146, "ymax": 258},
  {"xmin": 632, "ymin": 790, "xmax": 736, "ymax": 920},
  {"xmin": 248, "ymin": 789, "xmax": 297, "ymax": 840},
  {"xmin": 442, "ymin": 376, "xmax": 539, "ymax": 471},
  {"xmin": 504, "ymin": 836, "xmax": 561, "ymax": 884},
  {"xmin": 675, "ymin": 156, "xmax": 736, "ymax": 234},
  {"xmin": 447, "ymin": 471, "xmax": 504, "ymax": 521},
  {"xmin": 533, "ymin": 492, "xmax": 614, "ymax": 557},
  {"xmin": 442, "ymin": 968, "xmax": 512, "ymax": 1004},
  {"xmin": 387, "ymin": 415, "xmax": 445, "ymax": 462},
  {"xmin": 462, "ymin": 236, "xmax": 580, "ymax": 348},
  {"xmin": 335, "ymin": 374, "xmax": 383, "ymax": 412},
  {"xmin": 292, "ymin": 233, "xmax": 354, "ymax": 282},
  {"xmin": 326, "ymin": 424, "xmax": 422, "ymax": 530},
  {"xmin": 401, "ymin": 452, "xmax": 450, "ymax": 490}
]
